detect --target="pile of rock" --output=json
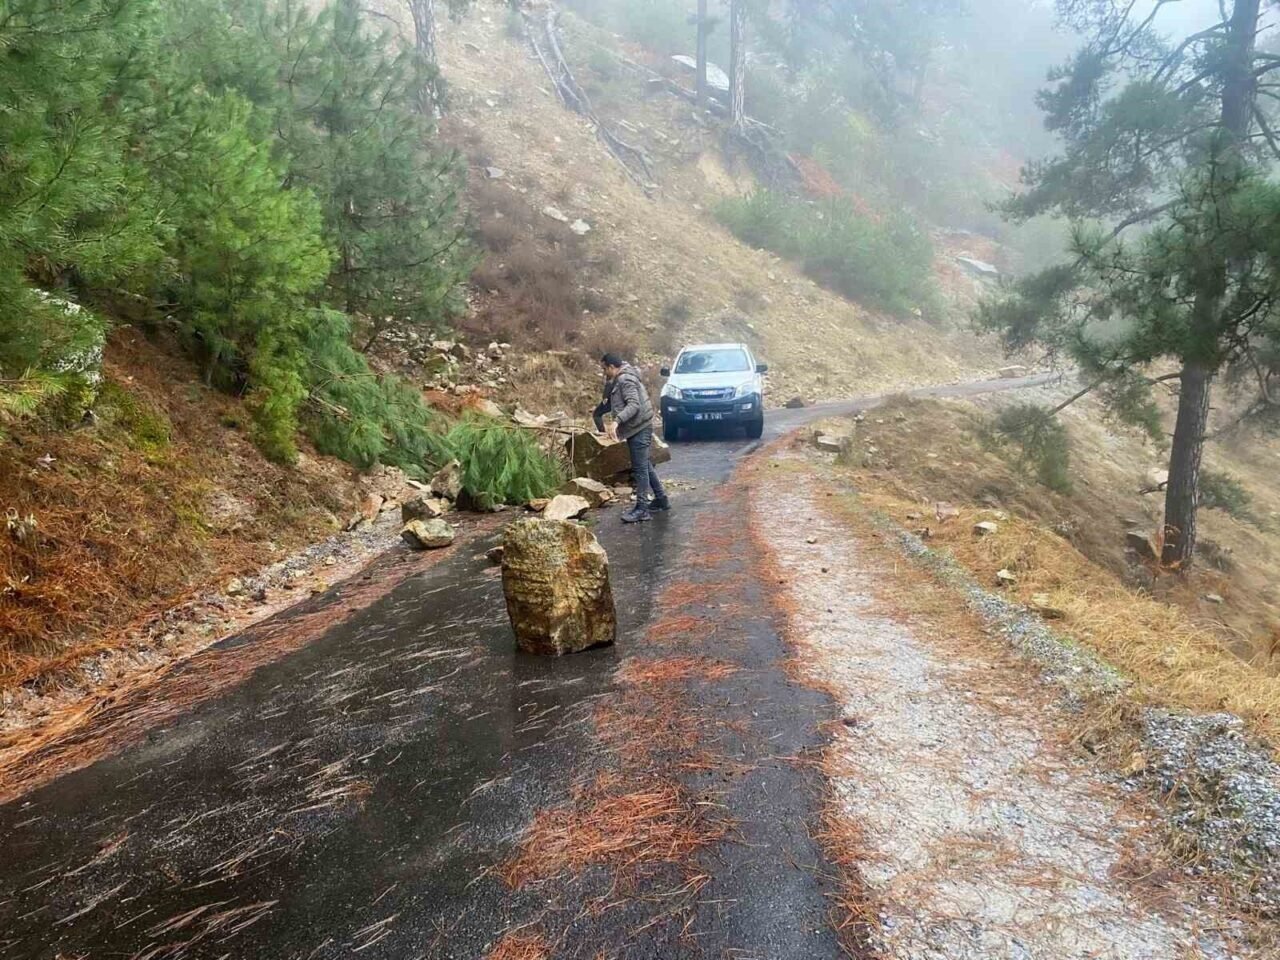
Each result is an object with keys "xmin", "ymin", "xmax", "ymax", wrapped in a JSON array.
[
  {"xmin": 406, "ymin": 337, "xmax": 516, "ymax": 396},
  {"xmin": 399, "ymin": 460, "xmax": 466, "ymax": 551}
]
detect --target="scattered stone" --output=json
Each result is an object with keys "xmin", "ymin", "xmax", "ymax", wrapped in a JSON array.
[
  {"xmin": 1204, "ymin": 593, "xmax": 1225, "ymax": 605},
  {"xmin": 561, "ymin": 477, "xmax": 614, "ymax": 507},
  {"xmin": 1126, "ymin": 530, "xmax": 1158, "ymax": 560},
  {"xmin": 934, "ymin": 501, "xmax": 960, "ymax": 522},
  {"xmin": 543, "ymin": 494, "xmax": 590, "ymax": 522},
  {"xmin": 998, "ymin": 365, "xmax": 1028, "ymax": 379},
  {"xmin": 472, "ymin": 398, "xmax": 504, "ymax": 418},
  {"xmin": 402, "ymin": 495, "xmax": 451, "ymax": 522},
  {"xmin": 501, "ymin": 518, "xmax": 617, "ymax": 656},
  {"xmin": 784, "ymin": 396, "xmax": 807, "ymax": 409},
  {"xmin": 996, "ymin": 568, "xmax": 1018, "ymax": 586},
  {"xmin": 429, "ymin": 460, "xmax": 464, "ymax": 500},
  {"xmin": 225, "ymin": 578, "xmax": 246, "ymax": 597},
  {"xmin": 1029, "ymin": 594, "xmax": 1066, "ymax": 619},
  {"xmin": 974, "ymin": 521, "xmax": 1000, "ymax": 536},
  {"xmin": 401, "ymin": 519, "xmax": 455, "ymax": 550},
  {"xmin": 486, "ymin": 545, "xmax": 505, "ymax": 565},
  {"xmin": 569, "ymin": 219, "xmax": 591, "ymax": 236},
  {"xmin": 542, "ymin": 205, "xmax": 569, "ymax": 223},
  {"xmin": 806, "ymin": 536, "xmax": 818, "ymax": 545},
  {"xmin": 484, "ymin": 166, "xmax": 505, "ymax": 180},
  {"xmin": 527, "ymin": 498, "xmax": 550, "ymax": 512},
  {"xmin": 251, "ymin": 585, "xmax": 269, "ymax": 603}
]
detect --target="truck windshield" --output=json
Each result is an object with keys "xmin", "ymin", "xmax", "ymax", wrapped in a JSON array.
[{"xmin": 674, "ymin": 349, "xmax": 750, "ymax": 374}]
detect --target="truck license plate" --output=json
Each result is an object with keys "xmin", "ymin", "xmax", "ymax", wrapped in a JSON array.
[{"xmin": 694, "ymin": 413, "xmax": 724, "ymax": 421}]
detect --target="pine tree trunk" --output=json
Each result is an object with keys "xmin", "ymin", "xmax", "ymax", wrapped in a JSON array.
[
  {"xmin": 407, "ymin": 0, "xmax": 441, "ymax": 115},
  {"xmin": 1161, "ymin": 362, "xmax": 1212, "ymax": 566},
  {"xmin": 729, "ymin": 0, "xmax": 746, "ymax": 130},
  {"xmin": 1160, "ymin": 0, "xmax": 1259, "ymax": 568},
  {"xmin": 695, "ymin": 0, "xmax": 708, "ymax": 106}
]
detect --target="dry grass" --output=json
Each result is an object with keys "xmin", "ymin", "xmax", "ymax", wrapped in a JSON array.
[
  {"xmin": 615, "ymin": 656, "xmax": 738, "ymax": 686},
  {"xmin": 0, "ymin": 331, "xmax": 355, "ymax": 689},
  {"xmin": 498, "ymin": 772, "xmax": 726, "ymax": 890},
  {"xmin": 485, "ymin": 929, "xmax": 553, "ymax": 960},
  {"xmin": 813, "ymin": 397, "xmax": 1280, "ymax": 749}
]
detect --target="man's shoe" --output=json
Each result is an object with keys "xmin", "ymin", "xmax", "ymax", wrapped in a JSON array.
[
  {"xmin": 621, "ymin": 505, "xmax": 652, "ymax": 523},
  {"xmin": 649, "ymin": 495, "xmax": 671, "ymax": 512}
]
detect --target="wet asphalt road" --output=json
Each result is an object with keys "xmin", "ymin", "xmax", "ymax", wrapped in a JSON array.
[{"xmin": 0, "ymin": 375, "xmax": 1051, "ymax": 960}]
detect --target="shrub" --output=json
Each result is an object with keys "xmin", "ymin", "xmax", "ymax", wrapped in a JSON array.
[
  {"xmin": 715, "ymin": 191, "xmax": 934, "ymax": 314},
  {"xmin": 443, "ymin": 417, "xmax": 564, "ymax": 507},
  {"xmin": 1200, "ymin": 470, "xmax": 1256, "ymax": 523},
  {"xmin": 993, "ymin": 404, "xmax": 1072, "ymax": 494}
]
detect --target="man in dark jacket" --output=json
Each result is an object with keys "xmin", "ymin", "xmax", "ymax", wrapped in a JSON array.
[{"xmin": 600, "ymin": 353, "xmax": 669, "ymax": 523}]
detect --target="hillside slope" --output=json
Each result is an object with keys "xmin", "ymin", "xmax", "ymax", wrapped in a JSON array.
[{"xmin": 435, "ymin": 8, "xmax": 999, "ymax": 406}]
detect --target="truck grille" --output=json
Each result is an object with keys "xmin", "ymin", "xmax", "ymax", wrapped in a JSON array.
[{"xmin": 684, "ymin": 388, "xmax": 735, "ymax": 401}]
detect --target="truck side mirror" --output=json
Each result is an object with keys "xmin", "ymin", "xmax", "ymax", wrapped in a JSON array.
[
  {"xmin": 756, "ymin": 363, "xmax": 769, "ymax": 373},
  {"xmin": 660, "ymin": 367, "xmax": 671, "ymax": 377}
]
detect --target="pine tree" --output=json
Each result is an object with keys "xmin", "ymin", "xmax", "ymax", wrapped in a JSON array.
[{"xmin": 981, "ymin": 0, "xmax": 1280, "ymax": 567}]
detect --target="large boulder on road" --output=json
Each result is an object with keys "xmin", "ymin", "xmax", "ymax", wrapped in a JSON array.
[
  {"xmin": 561, "ymin": 477, "xmax": 614, "ymax": 506},
  {"xmin": 502, "ymin": 518, "xmax": 617, "ymax": 656},
  {"xmin": 543, "ymin": 494, "xmax": 590, "ymax": 521},
  {"xmin": 564, "ymin": 431, "xmax": 671, "ymax": 481}
]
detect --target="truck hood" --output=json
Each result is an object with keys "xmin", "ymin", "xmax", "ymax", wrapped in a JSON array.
[{"xmin": 669, "ymin": 371, "xmax": 758, "ymax": 390}]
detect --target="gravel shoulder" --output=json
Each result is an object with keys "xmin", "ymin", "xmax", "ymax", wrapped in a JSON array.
[{"xmin": 751, "ymin": 457, "xmax": 1264, "ymax": 958}]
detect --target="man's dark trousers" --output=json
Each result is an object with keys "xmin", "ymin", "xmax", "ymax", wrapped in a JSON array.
[{"xmin": 625, "ymin": 426, "xmax": 666, "ymax": 507}]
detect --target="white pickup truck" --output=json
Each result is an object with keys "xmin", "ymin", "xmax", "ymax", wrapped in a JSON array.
[{"xmin": 658, "ymin": 342, "xmax": 767, "ymax": 441}]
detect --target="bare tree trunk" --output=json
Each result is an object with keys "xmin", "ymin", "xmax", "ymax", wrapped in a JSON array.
[
  {"xmin": 406, "ymin": 0, "xmax": 441, "ymax": 115},
  {"xmin": 1160, "ymin": 0, "xmax": 1260, "ymax": 567},
  {"xmin": 1161, "ymin": 362, "xmax": 1212, "ymax": 565},
  {"xmin": 729, "ymin": 0, "xmax": 746, "ymax": 130},
  {"xmin": 695, "ymin": 0, "xmax": 708, "ymax": 105}
]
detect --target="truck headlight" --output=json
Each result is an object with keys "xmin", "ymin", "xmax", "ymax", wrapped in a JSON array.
[
  {"xmin": 733, "ymin": 383, "xmax": 757, "ymax": 399},
  {"xmin": 661, "ymin": 383, "xmax": 682, "ymax": 400}
]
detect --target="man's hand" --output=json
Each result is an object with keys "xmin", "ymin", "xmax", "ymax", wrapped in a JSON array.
[{"xmin": 605, "ymin": 422, "xmax": 618, "ymax": 441}]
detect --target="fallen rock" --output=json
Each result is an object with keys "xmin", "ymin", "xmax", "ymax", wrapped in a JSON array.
[
  {"xmin": 998, "ymin": 365, "xmax": 1028, "ymax": 379},
  {"xmin": 974, "ymin": 521, "xmax": 1000, "ymax": 536},
  {"xmin": 565, "ymin": 431, "xmax": 670, "ymax": 481},
  {"xmin": 1204, "ymin": 593, "xmax": 1225, "ymax": 605},
  {"xmin": 472, "ymin": 398, "xmax": 504, "ymax": 418},
  {"xmin": 542, "ymin": 205, "xmax": 569, "ymax": 223},
  {"xmin": 502, "ymin": 518, "xmax": 617, "ymax": 655},
  {"xmin": 225, "ymin": 578, "xmax": 246, "ymax": 597},
  {"xmin": 813, "ymin": 434, "xmax": 843, "ymax": 454},
  {"xmin": 543, "ymin": 494, "xmax": 590, "ymax": 522},
  {"xmin": 359, "ymin": 492, "xmax": 385, "ymax": 522},
  {"xmin": 401, "ymin": 519, "xmax": 456, "ymax": 549},
  {"xmin": 934, "ymin": 502, "xmax": 960, "ymax": 522},
  {"xmin": 483, "ymin": 166, "xmax": 505, "ymax": 179},
  {"xmin": 1029, "ymin": 594, "xmax": 1066, "ymax": 619},
  {"xmin": 569, "ymin": 219, "xmax": 591, "ymax": 236},
  {"xmin": 1126, "ymin": 530, "xmax": 1158, "ymax": 560},
  {"xmin": 527, "ymin": 498, "xmax": 550, "ymax": 512},
  {"xmin": 402, "ymin": 495, "xmax": 451, "ymax": 522},
  {"xmin": 561, "ymin": 477, "xmax": 614, "ymax": 506},
  {"xmin": 784, "ymin": 396, "xmax": 807, "ymax": 409},
  {"xmin": 486, "ymin": 545, "xmax": 505, "ymax": 565},
  {"xmin": 996, "ymin": 568, "xmax": 1018, "ymax": 586},
  {"xmin": 359, "ymin": 463, "xmax": 412, "ymax": 502},
  {"xmin": 430, "ymin": 460, "xmax": 464, "ymax": 500}
]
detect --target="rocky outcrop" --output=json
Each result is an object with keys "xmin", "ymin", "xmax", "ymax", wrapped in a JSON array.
[{"xmin": 501, "ymin": 518, "xmax": 616, "ymax": 656}]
